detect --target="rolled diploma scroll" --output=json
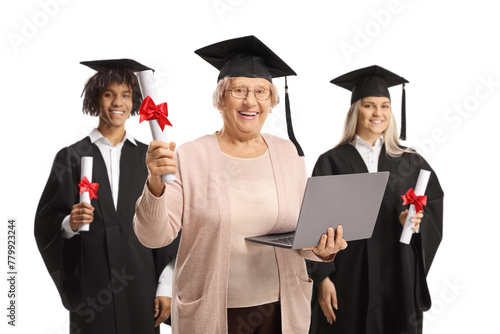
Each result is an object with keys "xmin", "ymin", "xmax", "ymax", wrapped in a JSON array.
[
  {"xmin": 137, "ymin": 70, "xmax": 175, "ymax": 183},
  {"xmin": 400, "ymin": 169, "xmax": 431, "ymax": 244},
  {"xmin": 79, "ymin": 156, "xmax": 93, "ymax": 232}
]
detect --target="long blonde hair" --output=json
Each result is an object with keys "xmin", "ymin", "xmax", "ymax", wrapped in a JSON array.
[{"xmin": 336, "ymin": 99, "xmax": 414, "ymax": 157}]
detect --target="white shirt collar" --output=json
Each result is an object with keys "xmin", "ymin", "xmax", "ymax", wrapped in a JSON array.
[
  {"xmin": 350, "ymin": 135, "xmax": 384, "ymax": 173},
  {"xmin": 352, "ymin": 135, "xmax": 384, "ymax": 149},
  {"xmin": 89, "ymin": 128, "xmax": 137, "ymax": 146}
]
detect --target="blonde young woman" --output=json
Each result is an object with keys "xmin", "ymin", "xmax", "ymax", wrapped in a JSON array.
[{"xmin": 308, "ymin": 66, "xmax": 444, "ymax": 334}]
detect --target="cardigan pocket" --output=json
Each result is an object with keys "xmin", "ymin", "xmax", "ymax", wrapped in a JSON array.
[
  {"xmin": 175, "ymin": 294, "xmax": 205, "ymax": 318},
  {"xmin": 174, "ymin": 295, "xmax": 219, "ymax": 333},
  {"xmin": 285, "ymin": 277, "xmax": 313, "ymax": 333},
  {"xmin": 297, "ymin": 276, "xmax": 313, "ymax": 301}
]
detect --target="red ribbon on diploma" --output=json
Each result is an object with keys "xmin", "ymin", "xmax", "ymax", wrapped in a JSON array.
[
  {"xmin": 79, "ymin": 176, "xmax": 99, "ymax": 200},
  {"xmin": 139, "ymin": 96, "xmax": 172, "ymax": 131},
  {"xmin": 401, "ymin": 188, "xmax": 427, "ymax": 213}
]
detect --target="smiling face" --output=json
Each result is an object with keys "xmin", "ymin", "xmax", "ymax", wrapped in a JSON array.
[
  {"xmin": 356, "ymin": 96, "xmax": 391, "ymax": 145},
  {"xmin": 97, "ymin": 81, "xmax": 133, "ymax": 130},
  {"xmin": 220, "ymin": 77, "xmax": 272, "ymax": 141}
]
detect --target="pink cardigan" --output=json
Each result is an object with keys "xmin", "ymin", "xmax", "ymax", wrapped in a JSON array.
[{"xmin": 134, "ymin": 133, "xmax": 326, "ymax": 334}]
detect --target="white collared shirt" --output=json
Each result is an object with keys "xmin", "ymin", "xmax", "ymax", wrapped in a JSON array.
[
  {"xmin": 89, "ymin": 128, "xmax": 137, "ymax": 210},
  {"xmin": 350, "ymin": 135, "xmax": 384, "ymax": 173},
  {"xmin": 156, "ymin": 259, "xmax": 175, "ymax": 297}
]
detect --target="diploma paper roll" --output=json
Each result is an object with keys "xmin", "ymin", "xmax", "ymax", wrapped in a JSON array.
[
  {"xmin": 137, "ymin": 70, "xmax": 175, "ymax": 183},
  {"xmin": 400, "ymin": 169, "xmax": 431, "ymax": 244},
  {"xmin": 79, "ymin": 156, "xmax": 93, "ymax": 232}
]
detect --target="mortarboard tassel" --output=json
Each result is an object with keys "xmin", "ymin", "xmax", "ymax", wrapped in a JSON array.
[
  {"xmin": 284, "ymin": 77, "xmax": 304, "ymax": 156},
  {"xmin": 399, "ymin": 83, "xmax": 406, "ymax": 141}
]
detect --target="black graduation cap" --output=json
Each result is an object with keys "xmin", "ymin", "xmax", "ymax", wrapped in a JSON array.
[
  {"xmin": 80, "ymin": 58, "xmax": 153, "ymax": 72},
  {"xmin": 195, "ymin": 35, "xmax": 303, "ymax": 156},
  {"xmin": 195, "ymin": 35, "xmax": 296, "ymax": 82},
  {"xmin": 331, "ymin": 65, "xmax": 409, "ymax": 140}
]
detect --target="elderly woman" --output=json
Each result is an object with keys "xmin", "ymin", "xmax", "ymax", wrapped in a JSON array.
[
  {"xmin": 133, "ymin": 36, "xmax": 347, "ymax": 334},
  {"xmin": 308, "ymin": 65, "xmax": 444, "ymax": 334}
]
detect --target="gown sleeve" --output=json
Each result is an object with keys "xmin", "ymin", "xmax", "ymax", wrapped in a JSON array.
[
  {"xmin": 409, "ymin": 154, "xmax": 444, "ymax": 311},
  {"xmin": 34, "ymin": 146, "xmax": 83, "ymax": 311}
]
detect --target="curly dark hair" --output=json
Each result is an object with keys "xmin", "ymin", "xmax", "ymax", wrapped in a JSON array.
[{"xmin": 81, "ymin": 67, "xmax": 143, "ymax": 116}]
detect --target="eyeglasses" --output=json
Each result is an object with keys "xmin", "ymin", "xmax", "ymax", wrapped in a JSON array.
[{"xmin": 226, "ymin": 87, "xmax": 272, "ymax": 101}]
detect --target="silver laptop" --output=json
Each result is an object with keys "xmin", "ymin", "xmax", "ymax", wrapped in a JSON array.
[{"xmin": 245, "ymin": 172, "xmax": 389, "ymax": 249}]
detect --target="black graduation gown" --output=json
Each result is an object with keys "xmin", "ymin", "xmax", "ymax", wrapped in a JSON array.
[
  {"xmin": 308, "ymin": 144, "xmax": 444, "ymax": 334},
  {"xmin": 34, "ymin": 137, "xmax": 180, "ymax": 334}
]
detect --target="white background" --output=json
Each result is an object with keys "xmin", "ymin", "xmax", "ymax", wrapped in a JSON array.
[{"xmin": 1, "ymin": 0, "xmax": 498, "ymax": 333}]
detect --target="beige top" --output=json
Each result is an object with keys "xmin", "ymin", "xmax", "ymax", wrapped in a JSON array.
[{"xmin": 222, "ymin": 150, "xmax": 280, "ymax": 308}]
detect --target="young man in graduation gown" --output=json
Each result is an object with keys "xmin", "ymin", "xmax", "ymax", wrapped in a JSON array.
[
  {"xmin": 34, "ymin": 59, "xmax": 180, "ymax": 334},
  {"xmin": 308, "ymin": 66, "xmax": 444, "ymax": 334}
]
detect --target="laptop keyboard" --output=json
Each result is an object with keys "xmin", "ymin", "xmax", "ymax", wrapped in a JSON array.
[{"xmin": 269, "ymin": 236, "xmax": 295, "ymax": 246}]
